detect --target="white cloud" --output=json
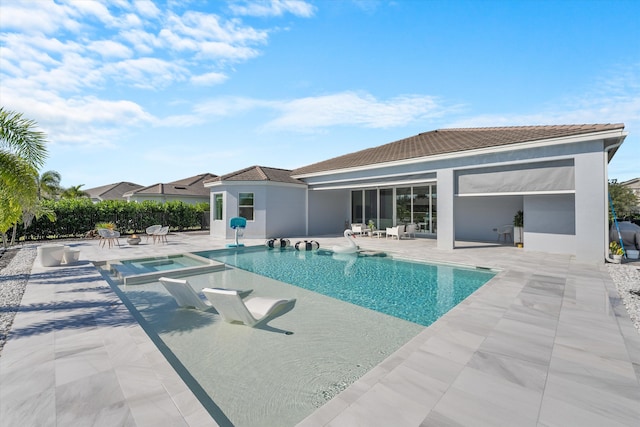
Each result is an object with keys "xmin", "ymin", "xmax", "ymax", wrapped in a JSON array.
[
  {"xmin": 120, "ymin": 29, "xmax": 161, "ymax": 55},
  {"xmin": 197, "ymin": 41, "xmax": 261, "ymax": 61},
  {"xmin": 161, "ymin": 92, "xmax": 457, "ymax": 132},
  {"xmin": 230, "ymin": 0, "xmax": 316, "ymax": 18},
  {"xmin": 165, "ymin": 11, "xmax": 268, "ymax": 44},
  {"xmin": 0, "ymin": 85, "xmax": 155, "ymax": 147},
  {"xmin": 263, "ymin": 92, "xmax": 458, "ymax": 131},
  {"xmin": 134, "ymin": 0, "xmax": 161, "ymax": 19},
  {"xmin": 0, "ymin": 1, "xmax": 80, "ymax": 34},
  {"xmin": 446, "ymin": 64, "xmax": 640, "ymax": 129},
  {"xmin": 63, "ymin": 0, "xmax": 118, "ymax": 29},
  {"xmin": 87, "ymin": 40, "xmax": 133, "ymax": 59},
  {"xmin": 102, "ymin": 57, "xmax": 189, "ymax": 89},
  {"xmin": 191, "ymin": 71, "xmax": 229, "ymax": 86}
]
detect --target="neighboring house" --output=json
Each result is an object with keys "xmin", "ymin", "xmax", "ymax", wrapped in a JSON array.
[
  {"xmin": 204, "ymin": 166, "xmax": 307, "ymax": 240},
  {"xmin": 124, "ymin": 173, "xmax": 216, "ymax": 205},
  {"xmin": 620, "ymin": 177, "xmax": 640, "ymax": 214},
  {"xmin": 85, "ymin": 182, "xmax": 143, "ymax": 203},
  {"xmin": 207, "ymin": 124, "xmax": 627, "ymax": 263}
]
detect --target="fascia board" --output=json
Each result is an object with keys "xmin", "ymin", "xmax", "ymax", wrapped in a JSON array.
[{"xmin": 204, "ymin": 180, "xmax": 306, "ymax": 189}]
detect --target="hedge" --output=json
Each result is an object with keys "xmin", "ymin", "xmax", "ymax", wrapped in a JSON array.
[{"xmin": 18, "ymin": 199, "xmax": 210, "ymax": 241}]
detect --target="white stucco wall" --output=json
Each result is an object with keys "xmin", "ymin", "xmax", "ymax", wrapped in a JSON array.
[
  {"xmin": 437, "ymin": 169, "xmax": 455, "ymax": 250},
  {"xmin": 523, "ymin": 194, "xmax": 576, "ymax": 255},
  {"xmin": 265, "ymin": 186, "xmax": 307, "ymax": 238},
  {"xmin": 307, "ymin": 189, "xmax": 350, "ymax": 236},
  {"xmin": 455, "ymin": 196, "xmax": 523, "ymax": 242},
  {"xmin": 209, "ymin": 183, "xmax": 307, "ymax": 240},
  {"xmin": 574, "ymin": 149, "xmax": 608, "ymax": 263}
]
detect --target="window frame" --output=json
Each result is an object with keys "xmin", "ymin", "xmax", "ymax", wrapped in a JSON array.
[{"xmin": 238, "ymin": 192, "xmax": 254, "ymax": 221}]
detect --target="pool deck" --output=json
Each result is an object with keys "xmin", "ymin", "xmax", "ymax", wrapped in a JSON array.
[{"xmin": 1, "ymin": 232, "xmax": 639, "ymax": 426}]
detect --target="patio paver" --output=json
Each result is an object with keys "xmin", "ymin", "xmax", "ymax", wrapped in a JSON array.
[{"xmin": 1, "ymin": 232, "xmax": 639, "ymax": 426}]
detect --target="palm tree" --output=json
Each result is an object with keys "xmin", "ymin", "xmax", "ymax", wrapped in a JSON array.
[
  {"xmin": 0, "ymin": 107, "xmax": 47, "ymax": 169},
  {"xmin": 38, "ymin": 170, "xmax": 62, "ymax": 200},
  {"xmin": 0, "ymin": 107, "xmax": 48, "ymax": 247},
  {"xmin": 61, "ymin": 184, "xmax": 89, "ymax": 199}
]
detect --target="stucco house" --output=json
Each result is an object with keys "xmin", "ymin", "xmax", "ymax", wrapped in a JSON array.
[
  {"xmin": 124, "ymin": 173, "xmax": 216, "ymax": 205},
  {"xmin": 204, "ymin": 166, "xmax": 307, "ymax": 239},
  {"xmin": 85, "ymin": 181, "xmax": 143, "ymax": 203},
  {"xmin": 206, "ymin": 124, "xmax": 627, "ymax": 263}
]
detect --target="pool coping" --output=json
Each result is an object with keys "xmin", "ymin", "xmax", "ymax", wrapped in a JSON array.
[
  {"xmin": 1, "ymin": 233, "xmax": 639, "ymax": 426},
  {"xmin": 105, "ymin": 252, "xmax": 225, "ymax": 285}
]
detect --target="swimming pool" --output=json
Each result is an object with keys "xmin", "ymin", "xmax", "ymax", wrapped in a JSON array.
[
  {"xmin": 195, "ymin": 247, "xmax": 496, "ymax": 327},
  {"xmin": 112, "ymin": 247, "xmax": 497, "ymax": 426}
]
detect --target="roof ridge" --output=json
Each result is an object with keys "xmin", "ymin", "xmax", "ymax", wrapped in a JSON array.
[
  {"xmin": 439, "ymin": 123, "xmax": 624, "ymax": 132},
  {"xmin": 255, "ymin": 166, "xmax": 269, "ymax": 180}
]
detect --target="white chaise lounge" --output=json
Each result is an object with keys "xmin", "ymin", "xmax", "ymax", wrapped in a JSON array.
[
  {"xmin": 160, "ymin": 277, "xmax": 212, "ymax": 310},
  {"xmin": 159, "ymin": 277, "xmax": 253, "ymax": 311},
  {"xmin": 202, "ymin": 288, "xmax": 295, "ymax": 327}
]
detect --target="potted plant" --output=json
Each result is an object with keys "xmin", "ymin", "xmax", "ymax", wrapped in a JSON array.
[
  {"xmin": 513, "ymin": 210, "xmax": 524, "ymax": 247},
  {"xmin": 609, "ymin": 241, "xmax": 624, "ymax": 263},
  {"xmin": 367, "ymin": 220, "xmax": 375, "ymax": 237}
]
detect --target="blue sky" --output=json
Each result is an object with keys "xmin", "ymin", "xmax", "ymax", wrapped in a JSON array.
[{"xmin": 1, "ymin": 0, "xmax": 638, "ymax": 190}]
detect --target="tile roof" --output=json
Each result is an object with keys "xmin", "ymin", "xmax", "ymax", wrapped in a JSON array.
[
  {"xmin": 85, "ymin": 182, "xmax": 143, "ymax": 201},
  {"xmin": 291, "ymin": 124, "xmax": 625, "ymax": 176},
  {"xmin": 127, "ymin": 173, "xmax": 217, "ymax": 197},
  {"xmin": 204, "ymin": 166, "xmax": 305, "ymax": 185}
]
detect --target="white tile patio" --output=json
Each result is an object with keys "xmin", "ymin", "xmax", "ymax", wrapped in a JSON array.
[{"xmin": 1, "ymin": 232, "xmax": 639, "ymax": 426}]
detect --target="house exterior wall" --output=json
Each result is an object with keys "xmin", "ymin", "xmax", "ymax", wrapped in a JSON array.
[
  {"xmin": 455, "ymin": 196, "xmax": 523, "ymax": 241},
  {"xmin": 301, "ymin": 136, "xmax": 615, "ymax": 262},
  {"xmin": 307, "ymin": 189, "xmax": 350, "ymax": 236},
  {"xmin": 209, "ymin": 183, "xmax": 306, "ymax": 240},
  {"xmin": 523, "ymin": 194, "xmax": 576, "ymax": 255},
  {"xmin": 437, "ymin": 169, "xmax": 455, "ymax": 250},
  {"xmin": 265, "ymin": 186, "xmax": 307, "ymax": 238},
  {"xmin": 574, "ymin": 150, "xmax": 607, "ymax": 263}
]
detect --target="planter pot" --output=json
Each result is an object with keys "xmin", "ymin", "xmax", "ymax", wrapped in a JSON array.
[
  {"xmin": 612, "ymin": 254, "xmax": 622, "ymax": 264},
  {"xmin": 127, "ymin": 237, "xmax": 141, "ymax": 245},
  {"xmin": 513, "ymin": 226, "xmax": 523, "ymax": 244}
]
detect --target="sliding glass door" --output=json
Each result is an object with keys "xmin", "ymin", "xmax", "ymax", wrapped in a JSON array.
[
  {"xmin": 379, "ymin": 188, "xmax": 393, "ymax": 229},
  {"xmin": 350, "ymin": 184, "xmax": 437, "ymax": 234}
]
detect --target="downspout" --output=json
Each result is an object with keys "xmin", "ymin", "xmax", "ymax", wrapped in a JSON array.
[{"xmin": 604, "ymin": 140, "xmax": 625, "ymax": 263}]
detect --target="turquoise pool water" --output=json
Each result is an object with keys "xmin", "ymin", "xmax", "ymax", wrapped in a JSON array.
[
  {"xmin": 195, "ymin": 247, "xmax": 496, "ymax": 326},
  {"xmin": 111, "ymin": 247, "xmax": 497, "ymax": 426}
]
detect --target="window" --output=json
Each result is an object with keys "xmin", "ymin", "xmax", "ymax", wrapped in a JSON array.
[
  {"xmin": 214, "ymin": 194, "xmax": 223, "ymax": 220},
  {"xmin": 351, "ymin": 191, "xmax": 363, "ymax": 223},
  {"xmin": 396, "ymin": 187, "xmax": 412, "ymax": 224},
  {"xmin": 238, "ymin": 192, "xmax": 254, "ymax": 220}
]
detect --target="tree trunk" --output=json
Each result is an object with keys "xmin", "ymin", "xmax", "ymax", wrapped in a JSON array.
[{"xmin": 10, "ymin": 223, "xmax": 18, "ymax": 246}]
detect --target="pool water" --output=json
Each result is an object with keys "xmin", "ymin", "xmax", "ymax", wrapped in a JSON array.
[
  {"xmin": 112, "ymin": 247, "xmax": 497, "ymax": 426},
  {"xmin": 195, "ymin": 247, "xmax": 496, "ymax": 326}
]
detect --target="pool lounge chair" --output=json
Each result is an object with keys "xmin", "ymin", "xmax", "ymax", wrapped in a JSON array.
[
  {"xmin": 202, "ymin": 288, "xmax": 295, "ymax": 327},
  {"xmin": 145, "ymin": 224, "xmax": 162, "ymax": 242},
  {"xmin": 160, "ymin": 277, "xmax": 253, "ymax": 311},
  {"xmin": 153, "ymin": 226, "xmax": 169, "ymax": 244}
]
